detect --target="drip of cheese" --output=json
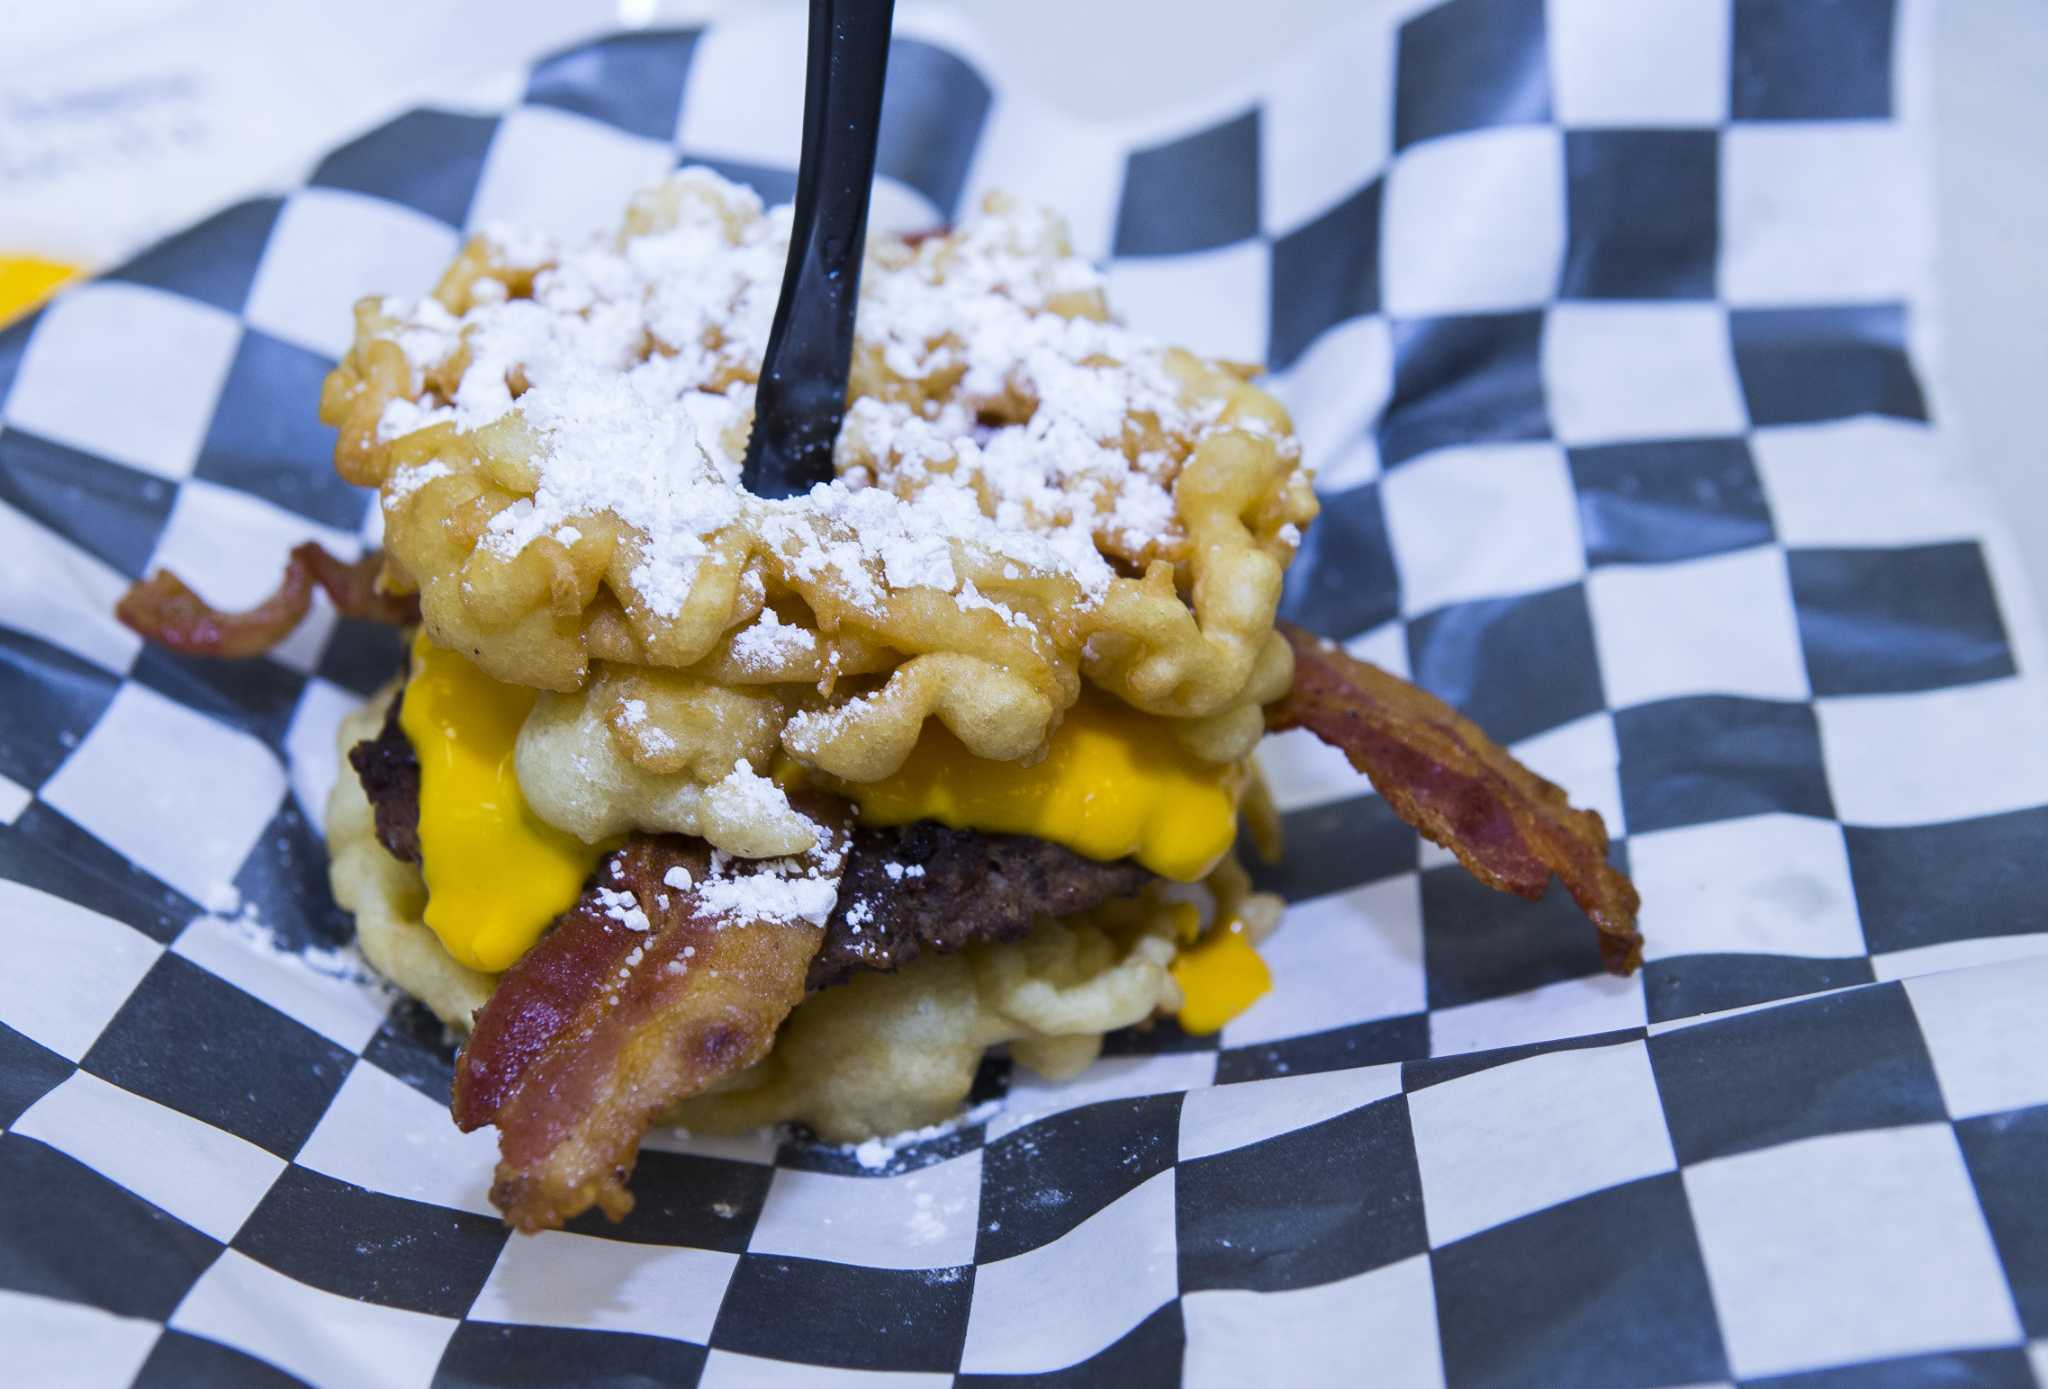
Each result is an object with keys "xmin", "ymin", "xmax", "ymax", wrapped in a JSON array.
[
  {"xmin": 839, "ymin": 694, "xmax": 1248, "ymax": 883},
  {"xmin": 400, "ymin": 633, "xmax": 606, "ymax": 971},
  {"xmin": 1170, "ymin": 921, "xmax": 1272, "ymax": 1034}
]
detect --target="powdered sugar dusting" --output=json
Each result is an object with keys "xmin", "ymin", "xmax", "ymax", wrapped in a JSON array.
[
  {"xmin": 383, "ymin": 459, "xmax": 450, "ymax": 503},
  {"xmin": 595, "ymin": 886, "xmax": 651, "ymax": 932},
  {"xmin": 370, "ymin": 168, "xmax": 1254, "ymax": 627},
  {"xmin": 197, "ymin": 892, "xmax": 397, "ymax": 1005},
  {"xmin": 728, "ymin": 606, "xmax": 817, "ymax": 670},
  {"xmin": 615, "ymin": 697, "xmax": 679, "ymax": 758},
  {"xmin": 694, "ymin": 830, "xmax": 844, "ymax": 928},
  {"xmin": 707, "ymin": 758, "xmax": 791, "ymax": 823},
  {"xmin": 842, "ymin": 1099, "xmax": 1007, "ymax": 1172}
]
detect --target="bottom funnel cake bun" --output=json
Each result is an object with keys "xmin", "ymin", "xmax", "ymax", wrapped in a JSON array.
[{"xmin": 327, "ymin": 691, "xmax": 1193, "ymax": 1142}]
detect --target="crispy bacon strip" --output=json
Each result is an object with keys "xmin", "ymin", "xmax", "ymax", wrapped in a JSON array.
[
  {"xmin": 453, "ymin": 813, "xmax": 850, "ymax": 1231},
  {"xmin": 1271, "ymin": 622, "xmax": 1643, "ymax": 974},
  {"xmin": 116, "ymin": 542, "xmax": 417, "ymax": 657}
]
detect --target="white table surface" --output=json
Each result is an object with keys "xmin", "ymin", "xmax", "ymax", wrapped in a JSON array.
[{"xmin": 6, "ymin": 0, "xmax": 2043, "ymax": 614}]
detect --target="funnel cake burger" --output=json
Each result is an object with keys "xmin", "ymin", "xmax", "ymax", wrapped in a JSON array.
[{"xmin": 120, "ymin": 169, "xmax": 1641, "ymax": 1232}]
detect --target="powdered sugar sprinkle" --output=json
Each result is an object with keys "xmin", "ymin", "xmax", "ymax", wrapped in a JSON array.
[
  {"xmin": 370, "ymin": 169, "xmax": 1250, "ymax": 630},
  {"xmin": 595, "ymin": 886, "xmax": 651, "ymax": 932}
]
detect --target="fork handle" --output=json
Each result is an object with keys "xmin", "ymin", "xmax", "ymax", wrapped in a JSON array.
[{"xmin": 742, "ymin": 0, "xmax": 897, "ymax": 499}]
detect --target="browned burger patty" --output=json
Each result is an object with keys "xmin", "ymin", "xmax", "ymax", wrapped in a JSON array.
[
  {"xmin": 811, "ymin": 820, "xmax": 1152, "ymax": 989},
  {"xmin": 348, "ymin": 691, "xmax": 1156, "ymax": 991},
  {"xmin": 347, "ymin": 692, "xmax": 421, "ymax": 865}
]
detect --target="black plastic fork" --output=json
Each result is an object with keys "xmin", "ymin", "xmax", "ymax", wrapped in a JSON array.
[{"xmin": 741, "ymin": 0, "xmax": 898, "ymax": 499}]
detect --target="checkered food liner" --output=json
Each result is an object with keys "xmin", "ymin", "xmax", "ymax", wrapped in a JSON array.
[{"xmin": 2, "ymin": 3, "xmax": 2045, "ymax": 1386}]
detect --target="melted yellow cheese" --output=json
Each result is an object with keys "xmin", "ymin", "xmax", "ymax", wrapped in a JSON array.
[
  {"xmin": 400, "ymin": 634, "xmax": 606, "ymax": 971},
  {"xmin": 841, "ymin": 694, "xmax": 1247, "ymax": 883},
  {"xmin": 1170, "ymin": 921, "xmax": 1272, "ymax": 1034}
]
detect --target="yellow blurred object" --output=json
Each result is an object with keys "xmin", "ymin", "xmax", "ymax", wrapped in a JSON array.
[
  {"xmin": 401, "ymin": 633, "xmax": 608, "ymax": 972},
  {"xmin": 1170, "ymin": 919, "xmax": 1272, "ymax": 1034},
  {"xmin": 0, "ymin": 256, "xmax": 82, "ymax": 324}
]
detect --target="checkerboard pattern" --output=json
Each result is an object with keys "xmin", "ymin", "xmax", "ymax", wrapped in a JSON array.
[{"xmin": 3, "ymin": 3, "xmax": 2044, "ymax": 1385}]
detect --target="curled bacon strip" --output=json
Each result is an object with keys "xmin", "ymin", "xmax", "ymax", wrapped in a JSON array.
[
  {"xmin": 1271, "ymin": 622, "xmax": 1643, "ymax": 974},
  {"xmin": 116, "ymin": 542, "xmax": 418, "ymax": 658},
  {"xmin": 453, "ymin": 811, "xmax": 850, "ymax": 1232}
]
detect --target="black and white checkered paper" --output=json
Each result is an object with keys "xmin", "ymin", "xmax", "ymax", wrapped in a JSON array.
[{"xmin": 4, "ymin": 2, "xmax": 2046, "ymax": 1385}]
